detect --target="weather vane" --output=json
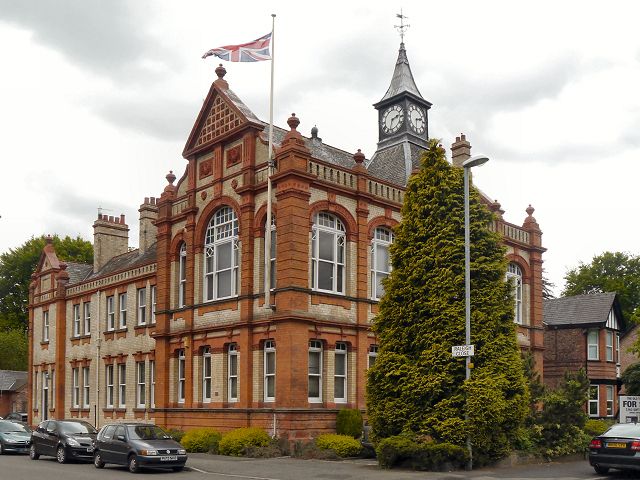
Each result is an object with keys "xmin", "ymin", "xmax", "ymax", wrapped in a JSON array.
[{"xmin": 395, "ymin": 10, "xmax": 410, "ymax": 43}]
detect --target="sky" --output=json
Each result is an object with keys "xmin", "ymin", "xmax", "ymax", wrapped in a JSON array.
[{"xmin": 1, "ymin": 0, "xmax": 639, "ymax": 295}]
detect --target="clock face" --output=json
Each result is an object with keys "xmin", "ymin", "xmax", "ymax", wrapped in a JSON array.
[
  {"xmin": 381, "ymin": 105, "xmax": 404, "ymax": 134},
  {"xmin": 408, "ymin": 104, "xmax": 426, "ymax": 134}
]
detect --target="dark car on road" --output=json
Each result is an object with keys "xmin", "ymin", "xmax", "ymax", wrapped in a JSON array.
[
  {"xmin": 589, "ymin": 422, "xmax": 640, "ymax": 474},
  {"xmin": 0, "ymin": 420, "xmax": 32, "ymax": 454},
  {"xmin": 30, "ymin": 419, "xmax": 97, "ymax": 463},
  {"xmin": 93, "ymin": 423, "xmax": 187, "ymax": 473}
]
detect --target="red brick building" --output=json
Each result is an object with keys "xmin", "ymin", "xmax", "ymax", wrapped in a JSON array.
[
  {"xmin": 28, "ymin": 42, "xmax": 545, "ymax": 437},
  {"xmin": 544, "ymin": 292, "xmax": 625, "ymax": 418}
]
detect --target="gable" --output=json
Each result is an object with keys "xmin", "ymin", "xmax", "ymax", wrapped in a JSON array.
[{"xmin": 195, "ymin": 95, "xmax": 242, "ymax": 148}]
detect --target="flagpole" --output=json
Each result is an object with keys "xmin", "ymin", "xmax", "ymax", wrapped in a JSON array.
[{"xmin": 264, "ymin": 13, "xmax": 276, "ymax": 309}]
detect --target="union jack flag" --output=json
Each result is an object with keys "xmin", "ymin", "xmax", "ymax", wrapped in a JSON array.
[{"xmin": 202, "ymin": 33, "xmax": 272, "ymax": 62}]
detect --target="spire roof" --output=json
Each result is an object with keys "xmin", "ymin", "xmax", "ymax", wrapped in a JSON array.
[{"xmin": 378, "ymin": 43, "xmax": 423, "ymax": 103}]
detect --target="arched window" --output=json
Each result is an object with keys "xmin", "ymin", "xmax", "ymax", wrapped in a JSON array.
[
  {"xmin": 178, "ymin": 243, "xmax": 187, "ymax": 308},
  {"xmin": 506, "ymin": 263, "xmax": 523, "ymax": 324},
  {"xmin": 311, "ymin": 212, "xmax": 345, "ymax": 294},
  {"xmin": 204, "ymin": 207, "xmax": 239, "ymax": 301},
  {"xmin": 371, "ymin": 227, "xmax": 393, "ymax": 299},
  {"xmin": 265, "ymin": 215, "xmax": 276, "ymax": 292}
]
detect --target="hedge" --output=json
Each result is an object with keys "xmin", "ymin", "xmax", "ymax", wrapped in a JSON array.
[
  {"xmin": 218, "ymin": 427, "xmax": 271, "ymax": 456},
  {"xmin": 315, "ymin": 434, "xmax": 362, "ymax": 457},
  {"xmin": 180, "ymin": 428, "xmax": 222, "ymax": 453}
]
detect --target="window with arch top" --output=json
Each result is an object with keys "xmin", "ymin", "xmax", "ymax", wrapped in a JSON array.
[
  {"xmin": 178, "ymin": 243, "xmax": 187, "ymax": 307},
  {"xmin": 506, "ymin": 262, "xmax": 523, "ymax": 324},
  {"xmin": 204, "ymin": 207, "xmax": 239, "ymax": 301},
  {"xmin": 371, "ymin": 227, "xmax": 393, "ymax": 299},
  {"xmin": 311, "ymin": 212, "xmax": 345, "ymax": 294}
]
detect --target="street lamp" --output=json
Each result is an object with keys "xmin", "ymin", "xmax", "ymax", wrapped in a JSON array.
[{"xmin": 462, "ymin": 154, "xmax": 489, "ymax": 470}]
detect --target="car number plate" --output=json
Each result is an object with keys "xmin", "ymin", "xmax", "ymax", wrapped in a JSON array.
[
  {"xmin": 160, "ymin": 455, "xmax": 178, "ymax": 461},
  {"xmin": 87, "ymin": 447, "xmax": 94, "ymax": 452},
  {"xmin": 606, "ymin": 442, "xmax": 627, "ymax": 448}
]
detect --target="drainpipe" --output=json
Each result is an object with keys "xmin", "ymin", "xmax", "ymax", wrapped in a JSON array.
[{"xmin": 95, "ymin": 290, "xmax": 101, "ymax": 428}]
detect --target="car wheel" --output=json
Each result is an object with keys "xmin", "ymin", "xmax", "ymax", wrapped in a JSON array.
[
  {"xmin": 56, "ymin": 445, "xmax": 67, "ymax": 464},
  {"xmin": 0, "ymin": 441, "xmax": 4, "ymax": 455},
  {"xmin": 93, "ymin": 451, "xmax": 105, "ymax": 468},
  {"xmin": 29, "ymin": 444, "xmax": 40, "ymax": 460},
  {"xmin": 594, "ymin": 465, "xmax": 610, "ymax": 474},
  {"xmin": 172, "ymin": 466, "xmax": 184, "ymax": 472},
  {"xmin": 128, "ymin": 454, "xmax": 139, "ymax": 473}
]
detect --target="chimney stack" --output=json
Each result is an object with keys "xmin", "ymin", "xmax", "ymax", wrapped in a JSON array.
[
  {"xmin": 138, "ymin": 197, "xmax": 158, "ymax": 254},
  {"xmin": 451, "ymin": 133, "xmax": 471, "ymax": 168},
  {"xmin": 93, "ymin": 213, "xmax": 129, "ymax": 273}
]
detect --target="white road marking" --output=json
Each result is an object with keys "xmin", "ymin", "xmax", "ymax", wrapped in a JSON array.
[{"xmin": 188, "ymin": 466, "xmax": 283, "ymax": 480}]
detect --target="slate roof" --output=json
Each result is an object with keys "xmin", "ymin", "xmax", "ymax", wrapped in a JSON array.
[
  {"xmin": 83, "ymin": 243, "xmax": 157, "ymax": 282},
  {"xmin": 367, "ymin": 141, "xmax": 426, "ymax": 187},
  {"xmin": 65, "ymin": 262, "xmax": 93, "ymax": 285},
  {"xmin": 543, "ymin": 292, "xmax": 618, "ymax": 327},
  {"xmin": 0, "ymin": 370, "xmax": 27, "ymax": 391},
  {"xmin": 378, "ymin": 43, "xmax": 424, "ymax": 104}
]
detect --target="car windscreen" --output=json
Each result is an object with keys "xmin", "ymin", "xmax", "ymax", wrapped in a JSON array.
[
  {"xmin": 603, "ymin": 423, "xmax": 640, "ymax": 437},
  {"xmin": 127, "ymin": 425, "xmax": 171, "ymax": 440},
  {"xmin": 0, "ymin": 421, "xmax": 30, "ymax": 433},
  {"xmin": 60, "ymin": 421, "xmax": 97, "ymax": 434}
]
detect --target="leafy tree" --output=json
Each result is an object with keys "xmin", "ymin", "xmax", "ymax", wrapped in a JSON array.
[
  {"xmin": 366, "ymin": 140, "xmax": 529, "ymax": 463},
  {"xmin": 542, "ymin": 269, "xmax": 556, "ymax": 300},
  {"xmin": 621, "ymin": 362, "xmax": 640, "ymax": 395},
  {"xmin": 0, "ymin": 330, "xmax": 28, "ymax": 370},
  {"xmin": 0, "ymin": 235, "xmax": 93, "ymax": 331},
  {"xmin": 563, "ymin": 251, "xmax": 640, "ymax": 323}
]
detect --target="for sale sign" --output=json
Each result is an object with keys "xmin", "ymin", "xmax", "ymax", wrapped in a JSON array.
[{"xmin": 619, "ymin": 396, "xmax": 640, "ymax": 423}]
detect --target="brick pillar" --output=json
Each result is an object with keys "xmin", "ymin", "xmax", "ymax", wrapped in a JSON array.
[
  {"xmin": 54, "ymin": 264, "xmax": 69, "ymax": 418},
  {"xmin": 451, "ymin": 133, "xmax": 471, "ymax": 168}
]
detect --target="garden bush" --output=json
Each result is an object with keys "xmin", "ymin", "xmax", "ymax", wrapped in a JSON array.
[
  {"xmin": 376, "ymin": 434, "xmax": 468, "ymax": 471},
  {"xmin": 218, "ymin": 427, "xmax": 271, "ymax": 456},
  {"xmin": 584, "ymin": 419, "xmax": 611, "ymax": 437},
  {"xmin": 164, "ymin": 427, "xmax": 185, "ymax": 443},
  {"xmin": 180, "ymin": 428, "xmax": 222, "ymax": 453},
  {"xmin": 315, "ymin": 434, "xmax": 362, "ymax": 457},
  {"xmin": 336, "ymin": 409, "xmax": 363, "ymax": 438}
]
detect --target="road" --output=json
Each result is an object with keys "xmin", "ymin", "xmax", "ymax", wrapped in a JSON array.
[{"xmin": 2, "ymin": 452, "xmax": 639, "ymax": 480}]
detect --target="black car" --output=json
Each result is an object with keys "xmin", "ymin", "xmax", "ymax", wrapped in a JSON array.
[
  {"xmin": 589, "ymin": 422, "xmax": 640, "ymax": 474},
  {"xmin": 30, "ymin": 419, "xmax": 97, "ymax": 463},
  {"xmin": 0, "ymin": 420, "xmax": 32, "ymax": 454},
  {"xmin": 93, "ymin": 423, "xmax": 187, "ymax": 473}
]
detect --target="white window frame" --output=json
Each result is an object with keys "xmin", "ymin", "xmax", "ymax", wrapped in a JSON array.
[
  {"xmin": 43, "ymin": 311, "xmax": 49, "ymax": 342},
  {"xmin": 73, "ymin": 304, "xmax": 81, "ymax": 337},
  {"xmin": 334, "ymin": 342, "xmax": 347, "ymax": 403},
  {"xmin": 308, "ymin": 340, "xmax": 323, "ymax": 403},
  {"xmin": 606, "ymin": 385, "xmax": 614, "ymax": 417},
  {"xmin": 137, "ymin": 288, "xmax": 146, "ymax": 326},
  {"xmin": 151, "ymin": 286, "xmax": 157, "ymax": 324},
  {"xmin": 266, "ymin": 217, "xmax": 276, "ymax": 291},
  {"xmin": 617, "ymin": 333, "xmax": 621, "ymax": 363},
  {"xmin": 82, "ymin": 366, "xmax": 90, "ymax": 409},
  {"xmin": 107, "ymin": 296, "xmax": 115, "ymax": 331},
  {"xmin": 150, "ymin": 360, "xmax": 155, "ymax": 408},
  {"xmin": 312, "ymin": 213, "xmax": 345, "ymax": 294},
  {"xmin": 136, "ymin": 361, "xmax": 146, "ymax": 408},
  {"xmin": 179, "ymin": 243, "xmax": 187, "ymax": 307},
  {"xmin": 106, "ymin": 365, "xmax": 114, "ymax": 408},
  {"xmin": 72, "ymin": 367, "xmax": 80, "ymax": 408},
  {"xmin": 118, "ymin": 364, "xmax": 126, "ymax": 408},
  {"xmin": 177, "ymin": 349, "xmax": 186, "ymax": 404},
  {"xmin": 588, "ymin": 330, "xmax": 599, "ymax": 360},
  {"xmin": 371, "ymin": 227, "xmax": 393, "ymax": 299},
  {"xmin": 119, "ymin": 292, "xmax": 127, "ymax": 328},
  {"xmin": 41, "ymin": 371, "xmax": 49, "ymax": 416},
  {"xmin": 264, "ymin": 340, "xmax": 276, "ymax": 402},
  {"xmin": 204, "ymin": 207, "xmax": 239, "ymax": 302},
  {"xmin": 606, "ymin": 330, "xmax": 614, "ymax": 362},
  {"xmin": 368, "ymin": 344, "xmax": 378, "ymax": 369},
  {"xmin": 83, "ymin": 302, "xmax": 91, "ymax": 336},
  {"xmin": 203, "ymin": 347, "xmax": 212, "ymax": 403},
  {"xmin": 506, "ymin": 263, "xmax": 523, "ymax": 324},
  {"xmin": 228, "ymin": 344, "xmax": 238, "ymax": 402},
  {"xmin": 589, "ymin": 385, "xmax": 599, "ymax": 417}
]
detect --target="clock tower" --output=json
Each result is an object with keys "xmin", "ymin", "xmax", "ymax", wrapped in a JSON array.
[{"xmin": 368, "ymin": 38, "xmax": 433, "ymax": 186}]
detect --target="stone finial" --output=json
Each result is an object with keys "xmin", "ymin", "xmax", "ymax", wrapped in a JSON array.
[
  {"xmin": 311, "ymin": 125, "xmax": 321, "ymax": 142},
  {"xmin": 526, "ymin": 204, "xmax": 535, "ymax": 217},
  {"xmin": 523, "ymin": 204, "xmax": 541, "ymax": 232},
  {"xmin": 214, "ymin": 64, "xmax": 229, "ymax": 89},
  {"xmin": 166, "ymin": 170, "xmax": 176, "ymax": 185},
  {"xmin": 489, "ymin": 199, "xmax": 505, "ymax": 218},
  {"xmin": 45, "ymin": 235, "xmax": 53, "ymax": 244},
  {"xmin": 354, "ymin": 149, "xmax": 365, "ymax": 164},
  {"xmin": 56, "ymin": 262, "xmax": 70, "ymax": 283},
  {"xmin": 287, "ymin": 113, "xmax": 300, "ymax": 131}
]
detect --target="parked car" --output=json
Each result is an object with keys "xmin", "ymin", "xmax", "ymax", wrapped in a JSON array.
[
  {"xmin": 0, "ymin": 420, "xmax": 32, "ymax": 454},
  {"xmin": 4, "ymin": 412, "xmax": 28, "ymax": 422},
  {"xmin": 30, "ymin": 419, "xmax": 97, "ymax": 463},
  {"xmin": 589, "ymin": 422, "xmax": 640, "ymax": 474},
  {"xmin": 93, "ymin": 423, "xmax": 187, "ymax": 473}
]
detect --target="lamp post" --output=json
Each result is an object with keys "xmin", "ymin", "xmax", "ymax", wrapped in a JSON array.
[{"xmin": 462, "ymin": 154, "xmax": 489, "ymax": 470}]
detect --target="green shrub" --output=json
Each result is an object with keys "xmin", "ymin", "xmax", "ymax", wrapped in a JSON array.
[
  {"xmin": 376, "ymin": 435, "xmax": 468, "ymax": 471},
  {"xmin": 180, "ymin": 428, "xmax": 222, "ymax": 453},
  {"xmin": 218, "ymin": 427, "xmax": 271, "ymax": 456},
  {"xmin": 336, "ymin": 409, "xmax": 363, "ymax": 438},
  {"xmin": 292, "ymin": 440, "xmax": 339, "ymax": 460},
  {"xmin": 164, "ymin": 427, "xmax": 185, "ymax": 443},
  {"xmin": 584, "ymin": 419, "xmax": 611, "ymax": 437},
  {"xmin": 315, "ymin": 434, "xmax": 362, "ymax": 457}
]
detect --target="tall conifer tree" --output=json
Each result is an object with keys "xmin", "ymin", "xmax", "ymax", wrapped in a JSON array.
[{"xmin": 366, "ymin": 140, "xmax": 529, "ymax": 461}]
